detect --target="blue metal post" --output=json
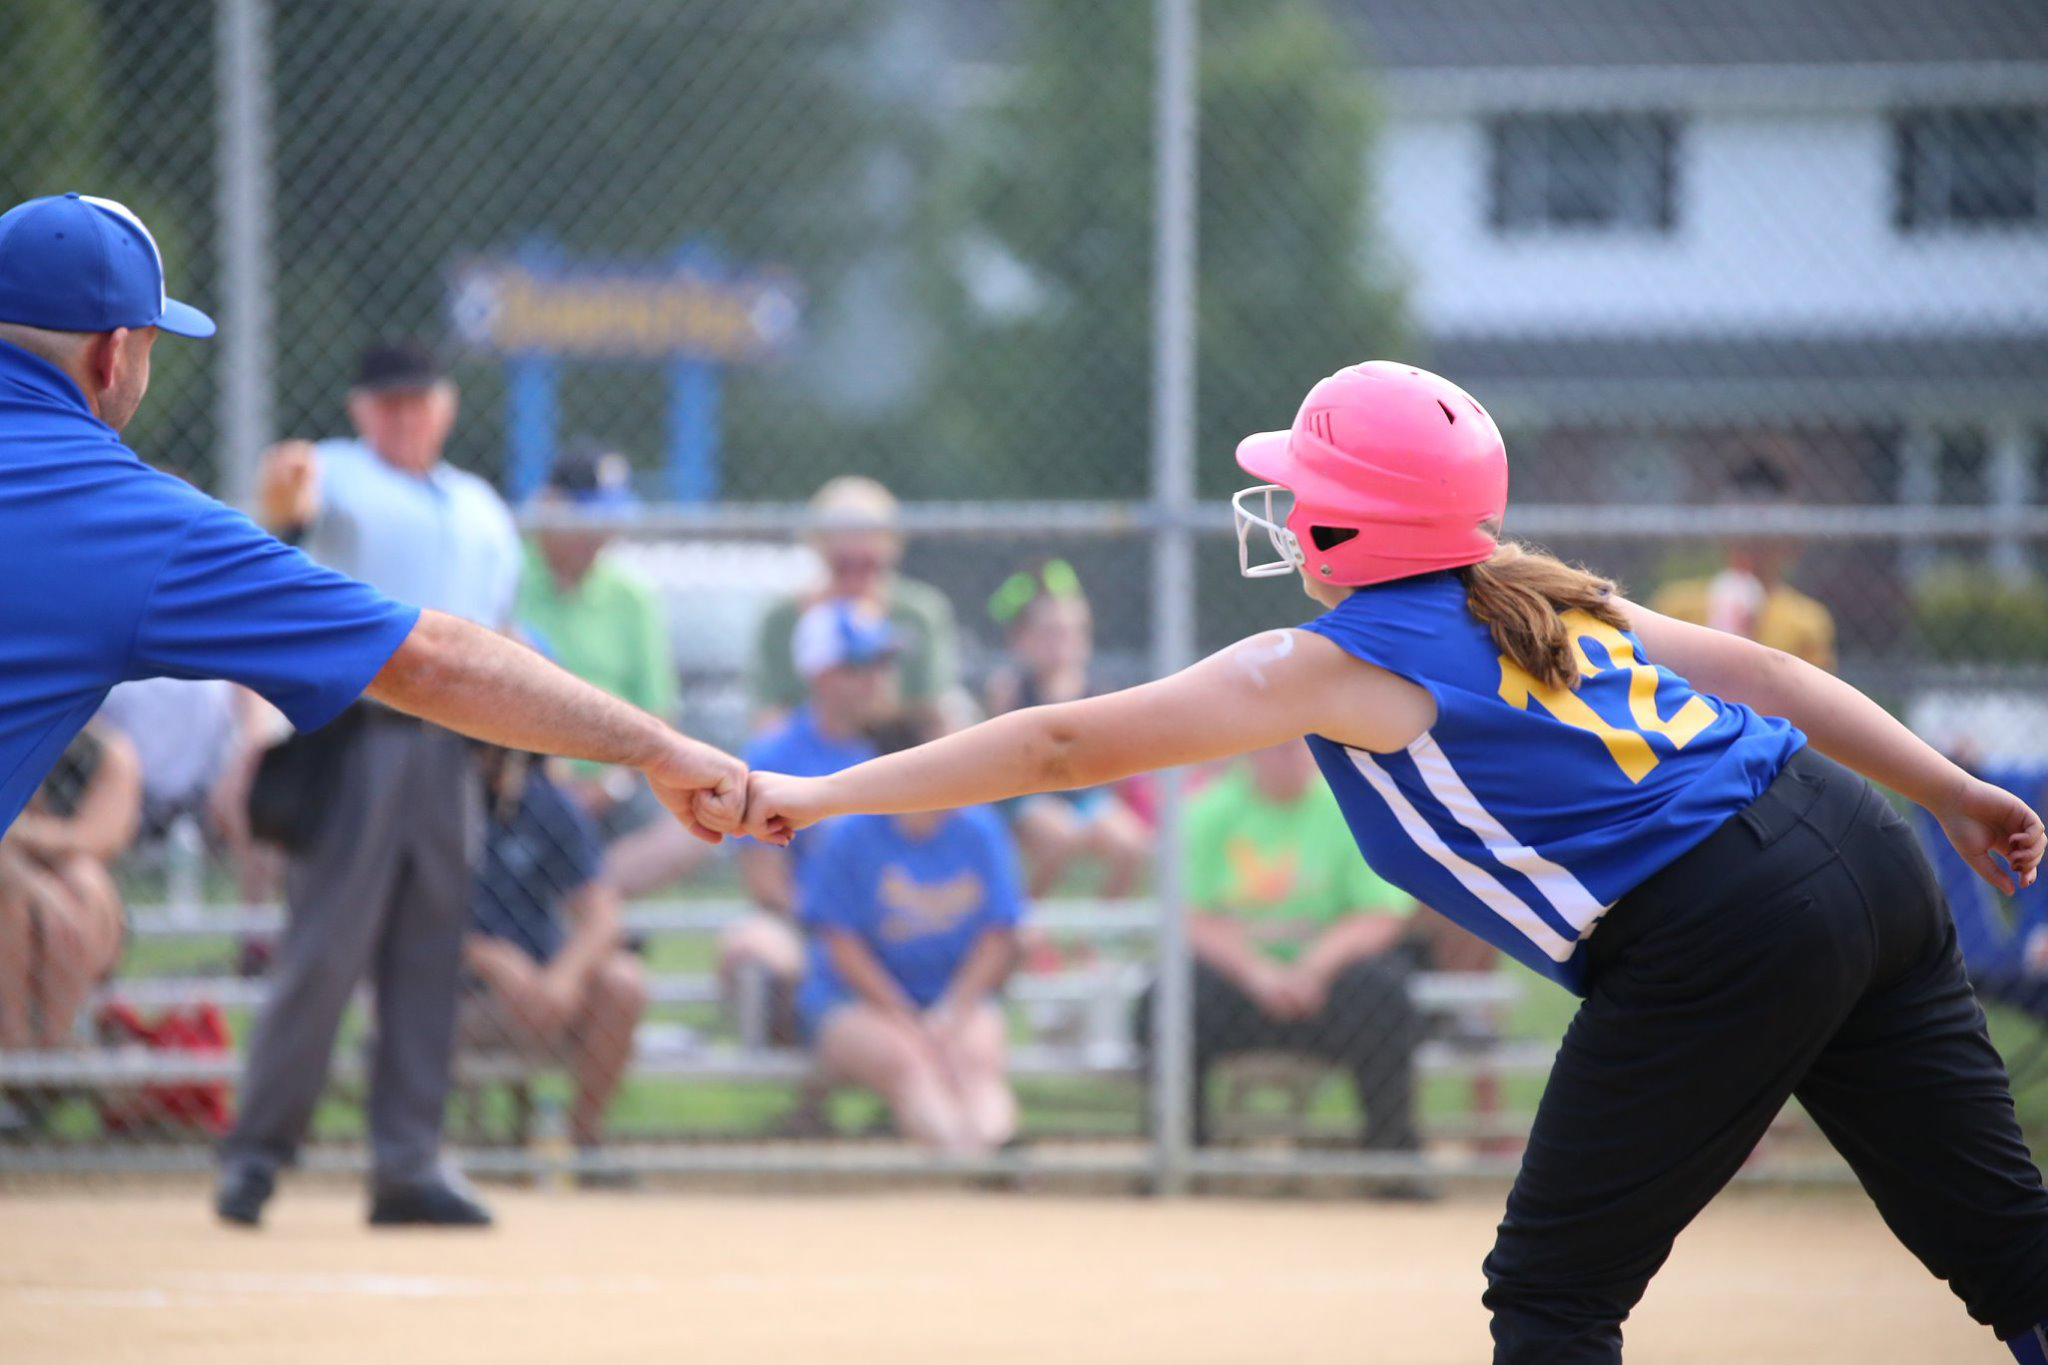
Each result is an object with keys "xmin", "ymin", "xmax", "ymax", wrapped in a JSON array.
[
  {"xmin": 665, "ymin": 238, "xmax": 724, "ymax": 503},
  {"xmin": 667, "ymin": 360, "xmax": 720, "ymax": 503},
  {"xmin": 507, "ymin": 353, "xmax": 558, "ymax": 503}
]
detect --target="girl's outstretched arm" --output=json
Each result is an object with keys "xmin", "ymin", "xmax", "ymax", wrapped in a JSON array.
[
  {"xmin": 742, "ymin": 629, "xmax": 1433, "ymax": 843},
  {"xmin": 1621, "ymin": 599, "xmax": 2045, "ymax": 892}
]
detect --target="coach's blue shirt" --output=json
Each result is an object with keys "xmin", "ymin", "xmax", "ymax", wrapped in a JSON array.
[
  {"xmin": 0, "ymin": 340, "xmax": 420, "ymax": 829},
  {"xmin": 1300, "ymin": 573, "xmax": 1804, "ymax": 994}
]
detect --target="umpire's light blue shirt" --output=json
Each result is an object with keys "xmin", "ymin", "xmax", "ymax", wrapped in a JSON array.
[
  {"xmin": 0, "ymin": 340, "xmax": 420, "ymax": 829},
  {"xmin": 303, "ymin": 438, "xmax": 519, "ymax": 628}
]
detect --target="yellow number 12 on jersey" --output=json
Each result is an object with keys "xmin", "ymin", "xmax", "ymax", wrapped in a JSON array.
[{"xmin": 1496, "ymin": 612, "xmax": 1718, "ymax": 783}]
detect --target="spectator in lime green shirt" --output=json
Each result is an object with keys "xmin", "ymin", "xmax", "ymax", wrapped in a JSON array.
[
  {"xmin": 1139, "ymin": 739, "xmax": 1426, "ymax": 1160},
  {"xmin": 519, "ymin": 444, "xmax": 698, "ymax": 895}
]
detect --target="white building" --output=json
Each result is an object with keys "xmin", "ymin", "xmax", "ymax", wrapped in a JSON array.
[{"xmin": 1344, "ymin": 0, "xmax": 2048, "ymax": 538}]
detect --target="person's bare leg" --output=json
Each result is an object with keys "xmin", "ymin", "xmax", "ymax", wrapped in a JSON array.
[
  {"xmin": 570, "ymin": 954, "xmax": 647, "ymax": 1148},
  {"xmin": 465, "ymin": 952, "xmax": 555, "ymax": 1043},
  {"xmin": 1014, "ymin": 800, "xmax": 1081, "ymax": 899},
  {"xmin": 718, "ymin": 912, "xmax": 808, "ymax": 1042},
  {"xmin": 720, "ymin": 914, "xmax": 830, "ymax": 1129},
  {"xmin": 1082, "ymin": 798, "xmax": 1150, "ymax": 899},
  {"xmin": 50, "ymin": 854, "xmax": 123, "ymax": 981},
  {"xmin": 0, "ymin": 863, "xmax": 35, "ymax": 1049},
  {"xmin": 937, "ymin": 1002, "xmax": 1017, "ymax": 1151},
  {"xmin": 20, "ymin": 871, "xmax": 91, "ymax": 1048},
  {"xmin": 816, "ymin": 1004, "xmax": 969, "ymax": 1152},
  {"xmin": 604, "ymin": 818, "xmax": 715, "ymax": 899}
]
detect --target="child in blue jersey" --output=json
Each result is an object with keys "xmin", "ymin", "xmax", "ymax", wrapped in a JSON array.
[
  {"xmin": 720, "ymin": 600, "xmax": 897, "ymax": 1054},
  {"xmin": 737, "ymin": 362, "xmax": 2048, "ymax": 1363},
  {"xmin": 795, "ymin": 719, "xmax": 1025, "ymax": 1155}
]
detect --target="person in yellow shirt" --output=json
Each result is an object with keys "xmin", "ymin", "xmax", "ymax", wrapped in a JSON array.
[{"xmin": 1650, "ymin": 457, "xmax": 1837, "ymax": 670}]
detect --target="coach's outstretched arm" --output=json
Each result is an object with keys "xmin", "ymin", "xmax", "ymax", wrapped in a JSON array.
[{"xmin": 368, "ymin": 609, "xmax": 744, "ymax": 841}]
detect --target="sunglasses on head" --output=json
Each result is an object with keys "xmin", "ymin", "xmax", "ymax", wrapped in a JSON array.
[{"xmin": 989, "ymin": 559, "xmax": 1083, "ymax": 626}]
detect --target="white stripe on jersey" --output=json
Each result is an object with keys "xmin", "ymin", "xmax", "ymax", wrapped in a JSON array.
[
  {"xmin": 1407, "ymin": 733, "xmax": 1610, "ymax": 935},
  {"xmin": 1345, "ymin": 747, "xmax": 1578, "ymax": 964}
]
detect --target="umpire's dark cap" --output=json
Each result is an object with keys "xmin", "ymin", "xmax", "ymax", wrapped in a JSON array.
[{"xmin": 352, "ymin": 340, "xmax": 446, "ymax": 393}]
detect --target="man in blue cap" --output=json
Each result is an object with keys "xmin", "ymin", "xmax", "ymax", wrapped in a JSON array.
[{"xmin": 0, "ymin": 192, "xmax": 748, "ymax": 1221}]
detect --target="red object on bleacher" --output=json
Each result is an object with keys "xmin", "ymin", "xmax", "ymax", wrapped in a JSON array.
[{"xmin": 93, "ymin": 1001, "xmax": 233, "ymax": 1137}]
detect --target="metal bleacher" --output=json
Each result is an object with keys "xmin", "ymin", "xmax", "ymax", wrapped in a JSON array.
[{"xmin": 4, "ymin": 899, "xmax": 1543, "ymax": 1132}]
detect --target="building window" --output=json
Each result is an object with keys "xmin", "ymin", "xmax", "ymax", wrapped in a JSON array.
[
  {"xmin": 1895, "ymin": 107, "xmax": 2047, "ymax": 231},
  {"xmin": 1488, "ymin": 112, "xmax": 1678, "ymax": 233}
]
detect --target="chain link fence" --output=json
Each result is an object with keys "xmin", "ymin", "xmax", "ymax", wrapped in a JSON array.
[{"xmin": 3, "ymin": 0, "xmax": 2048, "ymax": 1194}]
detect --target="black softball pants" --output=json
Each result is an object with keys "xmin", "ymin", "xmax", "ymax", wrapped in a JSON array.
[{"xmin": 1484, "ymin": 747, "xmax": 2048, "ymax": 1362}]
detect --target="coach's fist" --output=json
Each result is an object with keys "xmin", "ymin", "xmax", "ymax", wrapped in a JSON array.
[{"xmin": 641, "ymin": 734, "xmax": 747, "ymax": 844}]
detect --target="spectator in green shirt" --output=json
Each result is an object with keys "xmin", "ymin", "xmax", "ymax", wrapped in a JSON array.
[
  {"xmin": 1138, "ymin": 739, "xmax": 1426, "ymax": 1159},
  {"xmin": 519, "ymin": 444, "xmax": 700, "ymax": 895},
  {"xmin": 749, "ymin": 476, "xmax": 960, "ymax": 733}
]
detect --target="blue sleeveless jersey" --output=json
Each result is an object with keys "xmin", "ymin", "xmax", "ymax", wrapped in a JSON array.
[{"xmin": 1299, "ymin": 574, "xmax": 1804, "ymax": 994}]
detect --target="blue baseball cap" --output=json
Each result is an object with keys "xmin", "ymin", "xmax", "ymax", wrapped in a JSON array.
[
  {"xmin": 792, "ymin": 599, "xmax": 900, "ymax": 679},
  {"xmin": 0, "ymin": 193, "xmax": 215, "ymax": 339},
  {"xmin": 545, "ymin": 442, "xmax": 641, "ymax": 514}
]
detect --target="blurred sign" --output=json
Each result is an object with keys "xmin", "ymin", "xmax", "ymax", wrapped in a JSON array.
[
  {"xmin": 447, "ymin": 243, "xmax": 802, "ymax": 502},
  {"xmin": 448, "ymin": 253, "xmax": 801, "ymax": 365}
]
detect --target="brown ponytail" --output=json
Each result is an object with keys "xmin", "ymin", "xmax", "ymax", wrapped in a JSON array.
[{"xmin": 1457, "ymin": 541, "xmax": 1629, "ymax": 691}]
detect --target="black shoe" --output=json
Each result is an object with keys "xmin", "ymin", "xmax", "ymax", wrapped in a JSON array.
[
  {"xmin": 214, "ymin": 1162, "xmax": 275, "ymax": 1228},
  {"xmin": 368, "ymin": 1176, "xmax": 494, "ymax": 1228}
]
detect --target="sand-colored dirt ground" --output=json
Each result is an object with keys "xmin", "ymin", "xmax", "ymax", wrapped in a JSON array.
[{"xmin": 0, "ymin": 1184, "xmax": 1997, "ymax": 1363}]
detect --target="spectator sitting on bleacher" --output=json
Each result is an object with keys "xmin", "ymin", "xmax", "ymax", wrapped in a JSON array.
[
  {"xmin": 0, "ymin": 723, "xmax": 140, "ymax": 1052},
  {"xmin": 95, "ymin": 677, "xmax": 279, "ymax": 906},
  {"xmin": 794, "ymin": 718, "xmax": 1025, "ymax": 1154},
  {"xmin": 462, "ymin": 746, "xmax": 647, "ymax": 1165},
  {"xmin": 722, "ymin": 600, "xmax": 901, "ymax": 1052},
  {"xmin": 983, "ymin": 559, "xmax": 1148, "ymax": 898},
  {"xmin": 93, "ymin": 677, "xmax": 239, "ymax": 839},
  {"xmin": 517, "ymin": 442, "xmax": 706, "ymax": 898},
  {"xmin": 749, "ymin": 476, "xmax": 962, "ymax": 734},
  {"xmin": 1144, "ymin": 738, "xmax": 1425, "ymax": 1159}
]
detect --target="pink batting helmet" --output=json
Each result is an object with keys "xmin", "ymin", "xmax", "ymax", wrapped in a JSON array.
[{"xmin": 1233, "ymin": 361, "xmax": 1508, "ymax": 588}]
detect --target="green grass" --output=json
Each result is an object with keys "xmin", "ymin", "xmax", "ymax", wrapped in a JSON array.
[{"xmin": 1988, "ymin": 1004, "xmax": 2048, "ymax": 1130}]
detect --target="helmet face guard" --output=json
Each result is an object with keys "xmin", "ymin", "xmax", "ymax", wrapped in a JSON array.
[{"xmin": 1232, "ymin": 484, "xmax": 1304, "ymax": 579}]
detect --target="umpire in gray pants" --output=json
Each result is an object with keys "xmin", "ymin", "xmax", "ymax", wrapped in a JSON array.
[{"xmin": 216, "ymin": 342, "xmax": 666, "ymax": 1228}]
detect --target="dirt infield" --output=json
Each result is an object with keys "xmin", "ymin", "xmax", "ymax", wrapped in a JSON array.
[{"xmin": 0, "ymin": 1184, "xmax": 1993, "ymax": 1363}]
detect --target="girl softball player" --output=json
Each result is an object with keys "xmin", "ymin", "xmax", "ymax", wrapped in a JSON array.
[{"xmin": 736, "ymin": 362, "xmax": 2048, "ymax": 1362}]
